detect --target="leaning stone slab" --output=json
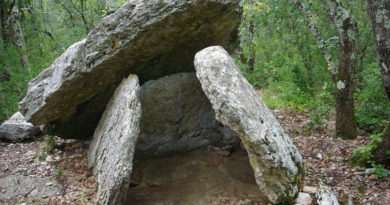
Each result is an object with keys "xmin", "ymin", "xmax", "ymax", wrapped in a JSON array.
[
  {"xmin": 19, "ymin": 0, "xmax": 241, "ymax": 139},
  {"xmin": 194, "ymin": 46, "xmax": 304, "ymax": 204},
  {"xmin": 0, "ymin": 112, "xmax": 40, "ymax": 141},
  {"xmin": 136, "ymin": 72, "xmax": 239, "ymax": 158},
  {"xmin": 88, "ymin": 75, "xmax": 141, "ymax": 205}
]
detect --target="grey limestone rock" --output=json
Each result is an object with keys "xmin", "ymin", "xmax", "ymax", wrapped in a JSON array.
[
  {"xmin": 88, "ymin": 75, "xmax": 141, "ymax": 205},
  {"xmin": 296, "ymin": 192, "xmax": 313, "ymax": 205},
  {"xmin": 316, "ymin": 184, "xmax": 340, "ymax": 205},
  {"xmin": 136, "ymin": 72, "xmax": 239, "ymax": 158},
  {"xmin": 0, "ymin": 112, "xmax": 40, "ymax": 141},
  {"xmin": 0, "ymin": 175, "xmax": 60, "ymax": 202},
  {"xmin": 19, "ymin": 0, "xmax": 242, "ymax": 139},
  {"xmin": 194, "ymin": 46, "xmax": 304, "ymax": 204}
]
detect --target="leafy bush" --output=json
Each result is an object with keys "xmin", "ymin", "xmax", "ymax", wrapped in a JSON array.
[
  {"xmin": 350, "ymin": 134, "xmax": 388, "ymax": 178},
  {"xmin": 370, "ymin": 163, "xmax": 388, "ymax": 178},
  {"xmin": 0, "ymin": 47, "xmax": 30, "ymax": 122},
  {"xmin": 355, "ymin": 63, "xmax": 390, "ymax": 133},
  {"xmin": 350, "ymin": 134, "xmax": 382, "ymax": 167}
]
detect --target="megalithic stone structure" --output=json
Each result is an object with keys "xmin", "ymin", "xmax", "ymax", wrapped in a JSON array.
[
  {"xmin": 194, "ymin": 46, "xmax": 304, "ymax": 204},
  {"xmin": 88, "ymin": 75, "xmax": 141, "ymax": 205},
  {"xmin": 18, "ymin": 0, "xmax": 242, "ymax": 139}
]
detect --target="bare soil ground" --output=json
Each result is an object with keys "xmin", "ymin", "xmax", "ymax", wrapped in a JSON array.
[{"xmin": 0, "ymin": 108, "xmax": 389, "ymax": 205}]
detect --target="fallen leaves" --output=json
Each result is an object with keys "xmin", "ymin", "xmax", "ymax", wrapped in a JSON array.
[{"xmin": 275, "ymin": 108, "xmax": 390, "ymax": 205}]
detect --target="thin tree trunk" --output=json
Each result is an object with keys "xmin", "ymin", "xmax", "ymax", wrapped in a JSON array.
[
  {"xmin": 6, "ymin": 6, "xmax": 29, "ymax": 70},
  {"xmin": 67, "ymin": 0, "xmax": 89, "ymax": 34},
  {"xmin": 240, "ymin": 0, "xmax": 257, "ymax": 72},
  {"xmin": 367, "ymin": 0, "xmax": 390, "ymax": 99},
  {"xmin": 323, "ymin": 0, "xmax": 358, "ymax": 139},
  {"xmin": 373, "ymin": 122, "xmax": 390, "ymax": 166},
  {"xmin": 247, "ymin": 20, "xmax": 255, "ymax": 72},
  {"xmin": 0, "ymin": 0, "xmax": 10, "ymax": 48},
  {"xmin": 80, "ymin": 0, "xmax": 89, "ymax": 34},
  {"xmin": 291, "ymin": 0, "xmax": 358, "ymax": 138},
  {"xmin": 291, "ymin": 0, "xmax": 337, "ymax": 79},
  {"xmin": 9, "ymin": 12, "xmax": 29, "ymax": 69},
  {"xmin": 366, "ymin": 0, "xmax": 390, "ymax": 165}
]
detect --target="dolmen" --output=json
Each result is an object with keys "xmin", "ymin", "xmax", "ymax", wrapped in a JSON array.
[{"xmin": 18, "ymin": 0, "xmax": 303, "ymax": 204}]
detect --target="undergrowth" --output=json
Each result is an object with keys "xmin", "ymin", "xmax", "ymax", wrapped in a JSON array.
[{"xmin": 350, "ymin": 134, "xmax": 388, "ymax": 178}]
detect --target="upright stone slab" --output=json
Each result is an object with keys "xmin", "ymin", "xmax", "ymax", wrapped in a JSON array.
[
  {"xmin": 136, "ymin": 72, "xmax": 239, "ymax": 158},
  {"xmin": 88, "ymin": 75, "xmax": 141, "ymax": 205},
  {"xmin": 19, "ymin": 0, "xmax": 241, "ymax": 139},
  {"xmin": 194, "ymin": 46, "xmax": 304, "ymax": 204}
]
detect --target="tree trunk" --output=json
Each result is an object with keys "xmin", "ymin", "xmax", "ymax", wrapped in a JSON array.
[
  {"xmin": 324, "ymin": 0, "xmax": 358, "ymax": 139},
  {"xmin": 373, "ymin": 122, "xmax": 390, "ymax": 166},
  {"xmin": 6, "ymin": 7, "xmax": 29, "ymax": 70},
  {"xmin": 291, "ymin": 0, "xmax": 337, "ymax": 78},
  {"xmin": 1, "ymin": 1, "xmax": 30, "ymax": 69},
  {"xmin": 367, "ymin": 0, "xmax": 390, "ymax": 99},
  {"xmin": 0, "ymin": 0, "xmax": 10, "ymax": 47},
  {"xmin": 292, "ymin": 0, "xmax": 358, "ymax": 138},
  {"xmin": 247, "ymin": 20, "xmax": 255, "ymax": 72},
  {"xmin": 334, "ymin": 59, "xmax": 358, "ymax": 139},
  {"xmin": 366, "ymin": 0, "xmax": 390, "ymax": 165}
]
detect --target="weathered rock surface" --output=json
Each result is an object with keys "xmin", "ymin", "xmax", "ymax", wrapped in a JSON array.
[
  {"xmin": 194, "ymin": 46, "xmax": 304, "ymax": 204},
  {"xmin": 19, "ymin": 0, "xmax": 241, "ymax": 139},
  {"xmin": 0, "ymin": 112, "xmax": 40, "ymax": 141},
  {"xmin": 0, "ymin": 175, "xmax": 60, "ymax": 202},
  {"xmin": 296, "ymin": 192, "xmax": 313, "ymax": 205},
  {"xmin": 136, "ymin": 72, "xmax": 239, "ymax": 158},
  {"xmin": 127, "ymin": 149, "xmax": 269, "ymax": 204},
  {"xmin": 88, "ymin": 75, "xmax": 141, "ymax": 205},
  {"xmin": 316, "ymin": 184, "xmax": 340, "ymax": 205}
]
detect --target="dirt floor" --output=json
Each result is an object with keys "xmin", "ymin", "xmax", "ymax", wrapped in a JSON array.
[{"xmin": 0, "ymin": 108, "xmax": 389, "ymax": 204}]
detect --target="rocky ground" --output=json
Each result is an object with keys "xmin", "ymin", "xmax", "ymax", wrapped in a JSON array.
[
  {"xmin": 0, "ymin": 138, "xmax": 96, "ymax": 204},
  {"xmin": 0, "ymin": 108, "xmax": 389, "ymax": 205},
  {"xmin": 276, "ymin": 108, "xmax": 390, "ymax": 205}
]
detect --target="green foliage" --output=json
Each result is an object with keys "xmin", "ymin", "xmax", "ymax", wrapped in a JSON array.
[
  {"xmin": 350, "ymin": 134, "xmax": 382, "ymax": 167},
  {"xmin": 53, "ymin": 168, "xmax": 63, "ymax": 176},
  {"xmin": 370, "ymin": 162, "xmax": 388, "ymax": 178},
  {"xmin": 43, "ymin": 135, "xmax": 55, "ymax": 154},
  {"xmin": 355, "ymin": 63, "xmax": 390, "ymax": 133},
  {"xmin": 238, "ymin": 0, "xmax": 385, "ymax": 135},
  {"xmin": 0, "ymin": 0, "xmax": 106, "ymax": 123},
  {"xmin": 0, "ymin": 46, "xmax": 28, "ymax": 122},
  {"xmin": 304, "ymin": 104, "xmax": 331, "ymax": 131},
  {"xmin": 350, "ymin": 134, "xmax": 388, "ymax": 178},
  {"xmin": 37, "ymin": 155, "xmax": 47, "ymax": 161}
]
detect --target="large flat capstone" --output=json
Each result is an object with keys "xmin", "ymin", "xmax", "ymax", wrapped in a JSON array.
[
  {"xmin": 88, "ymin": 75, "xmax": 141, "ymax": 205},
  {"xmin": 19, "ymin": 0, "xmax": 241, "ymax": 139},
  {"xmin": 194, "ymin": 46, "xmax": 304, "ymax": 204}
]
